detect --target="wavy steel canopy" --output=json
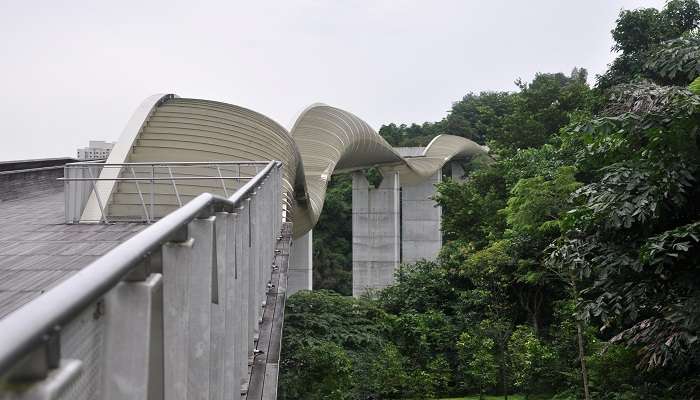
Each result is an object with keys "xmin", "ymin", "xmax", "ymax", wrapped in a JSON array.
[{"xmin": 83, "ymin": 94, "xmax": 488, "ymax": 238}]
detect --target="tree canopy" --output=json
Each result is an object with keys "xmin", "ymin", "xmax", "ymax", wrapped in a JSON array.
[{"xmin": 281, "ymin": 1, "xmax": 700, "ymax": 398}]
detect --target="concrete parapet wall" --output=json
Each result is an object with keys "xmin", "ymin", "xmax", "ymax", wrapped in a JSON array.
[
  {"xmin": 0, "ymin": 158, "xmax": 76, "ymax": 172},
  {"xmin": 0, "ymin": 166, "xmax": 65, "ymax": 202}
]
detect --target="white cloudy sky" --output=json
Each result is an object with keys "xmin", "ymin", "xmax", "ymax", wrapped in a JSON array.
[{"xmin": 0, "ymin": 0, "xmax": 665, "ymax": 161}]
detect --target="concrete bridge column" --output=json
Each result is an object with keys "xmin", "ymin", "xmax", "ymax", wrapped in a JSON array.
[
  {"xmin": 288, "ymin": 230, "xmax": 312, "ymax": 296},
  {"xmin": 401, "ymin": 171, "xmax": 442, "ymax": 263},
  {"xmin": 352, "ymin": 171, "xmax": 400, "ymax": 297}
]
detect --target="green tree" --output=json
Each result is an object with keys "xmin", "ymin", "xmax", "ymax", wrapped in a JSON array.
[
  {"xmin": 598, "ymin": 0, "xmax": 700, "ymax": 88},
  {"xmin": 279, "ymin": 340, "xmax": 354, "ymax": 400},
  {"xmin": 445, "ymin": 91, "xmax": 517, "ymax": 145},
  {"xmin": 380, "ymin": 260, "xmax": 459, "ymax": 316},
  {"xmin": 312, "ymin": 174, "xmax": 352, "ymax": 294},
  {"xmin": 378, "ymin": 121, "xmax": 445, "ymax": 147},
  {"xmin": 504, "ymin": 166, "xmax": 581, "ymax": 235},
  {"xmin": 282, "ymin": 7, "xmax": 700, "ymax": 397},
  {"xmin": 280, "ymin": 290, "xmax": 392, "ymax": 399},
  {"xmin": 435, "ymin": 165, "xmax": 507, "ymax": 248},
  {"xmin": 587, "ymin": 343, "xmax": 640, "ymax": 397},
  {"xmin": 380, "ymin": 69, "xmax": 591, "ymax": 154},
  {"xmin": 645, "ymin": 33, "xmax": 700, "ymax": 85},
  {"xmin": 549, "ymin": 300, "xmax": 596, "ymax": 395},
  {"xmin": 690, "ymin": 76, "xmax": 700, "ymax": 94},
  {"xmin": 549, "ymin": 77, "xmax": 700, "ymax": 396},
  {"xmin": 508, "ymin": 325, "xmax": 555, "ymax": 400},
  {"xmin": 427, "ymin": 355, "xmax": 452, "ymax": 395},
  {"xmin": 479, "ymin": 318, "xmax": 515, "ymax": 399},
  {"xmin": 546, "ymin": 238, "xmax": 596, "ymax": 400},
  {"xmin": 391, "ymin": 310, "xmax": 457, "ymax": 371},
  {"xmin": 458, "ymin": 330, "xmax": 499, "ymax": 399},
  {"xmin": 494, "ymin": 69, "xmax": 592, "ymax": 155},
  {"xmin": 501, "ymin": 166, "xmax": 582, "ymax": 335},
  {"xmin": 462, "ymin": 240, "xmax": 516, "ymax": 319},
  {"xmin": 364, "ymin": 343, "xmax": 409, "ymax": 398}
]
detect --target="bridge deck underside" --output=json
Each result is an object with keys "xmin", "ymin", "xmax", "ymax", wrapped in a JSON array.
[{"xmin": 0, "ymin": 189, "xmax": 144, "ymax": 319}]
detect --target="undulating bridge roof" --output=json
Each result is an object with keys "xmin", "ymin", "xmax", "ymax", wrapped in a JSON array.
[{"xmin": 82, "ymin": 94, "xmax": 488, "ymax": 238}]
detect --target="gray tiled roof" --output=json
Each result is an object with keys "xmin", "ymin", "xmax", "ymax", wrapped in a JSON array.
[{"xmin": 0, "ymin": 190, "xmax": 144, "ymax": 319}]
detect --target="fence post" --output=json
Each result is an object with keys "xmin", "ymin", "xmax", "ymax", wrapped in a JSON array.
[
  {"xmin": 162, "ymin": 217, "xmax": 216, "ymax": 400},
  {"xmin": 245, "ymin": 197, "xmax": 257, "ymax": 358},
  {"xmin": 236, "ymin": 203, "xmax": 252, "ymax": 391},
  {"xmin": 212, "ymin": 212, "xmax": 243, "ymax": 399},
  {"xmin": 102, "ymin": 272, "xmax": 163, "ymax": 400}
]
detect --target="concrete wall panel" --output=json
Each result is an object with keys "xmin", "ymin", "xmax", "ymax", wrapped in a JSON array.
[
  {"xmin": 352, "ymin": 172, "xmax": 400, "ymax": 297},
  {"xmin": 401, "ymin": 171, "xmax": 442, "ymax": 264}
]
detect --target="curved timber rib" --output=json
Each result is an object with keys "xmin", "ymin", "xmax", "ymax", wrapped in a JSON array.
[{"xmin": 83, "ymin": 94, "xmax": 488, "ymax": 238}]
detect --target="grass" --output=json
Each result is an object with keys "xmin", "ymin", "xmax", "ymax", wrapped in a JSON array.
[{"xmin": 440, "ymin": 396, "xmax": 526, "ymax": 400}]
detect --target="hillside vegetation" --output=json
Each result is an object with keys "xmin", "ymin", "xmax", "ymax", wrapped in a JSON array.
[{"xmin": 281, "ymin": 1, "xmax": 700, "ymax": 399}]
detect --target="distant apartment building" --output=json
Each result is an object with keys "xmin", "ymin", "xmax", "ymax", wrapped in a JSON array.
[{"xmin": 76, "ymin": 140, "xmax": 114, "ymax": 160}]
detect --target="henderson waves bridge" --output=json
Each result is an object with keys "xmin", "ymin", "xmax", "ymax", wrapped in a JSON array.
[{"xmin": 0, "ymin": 94, "xmax": 487, "ymax": 400}]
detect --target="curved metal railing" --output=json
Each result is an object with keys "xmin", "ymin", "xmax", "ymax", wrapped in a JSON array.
[{"xmin": 62, "ymin": 161, "xmax": 271, "ymax": 223}]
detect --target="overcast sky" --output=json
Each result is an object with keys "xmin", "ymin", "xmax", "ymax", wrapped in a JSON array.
[{"xmin": 0, "ymin": 0, "xmax": 666, "ymax": 161}]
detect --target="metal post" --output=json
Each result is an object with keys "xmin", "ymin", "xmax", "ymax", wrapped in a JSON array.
[
  {"xmin": 87, "ymin": 168, "xmax": 109, "ymax": 223},
  {"xmin": 150, "ymin": 165, "xmax": 155, "ymax": 222},
  {"xmin": 216, "ymin": 165, "xmax": 228, "ymax": 197},
  {"xmin": 246, "ymin": 197, "xmax": 256, "ymax": 357},
  {"xmin": 167, "ymin": 166, "xmax": 182, "ymax": 207},
  {"xmin": 131, "ymin": 167, "xmax": 151, "ymax": 223},
  {"xmin": 252, "ymin": 190, "xmax": 263, "ymax": 332},
  {"xmin": 64, "ymin": 165, "xmax": 70, "ymax": 224}
]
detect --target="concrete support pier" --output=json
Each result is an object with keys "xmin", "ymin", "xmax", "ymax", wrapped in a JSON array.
[
  {"xmin": 288, "ymin": 230, "xmax": 312, "ymax": 296},
  {"xmin": 352, "ymin": 171, "xmax": 400, "ymax": 297},
  {"xmin": 401, "ymin": 171, "xmax": 442, "ymax": 263}
]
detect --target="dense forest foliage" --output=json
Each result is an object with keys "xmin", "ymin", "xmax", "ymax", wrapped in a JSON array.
[
  {"xmin": 282, "ymin": 1, "xmax": 700, "ymax": 399},
  {"xmin": 312, "ymin": 173, "xmax": 352, "ymax": 294}
]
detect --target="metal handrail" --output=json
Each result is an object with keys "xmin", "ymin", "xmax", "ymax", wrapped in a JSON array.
[
  {"xmin": 0, "ymin": 160, "xmax": 281, "ymax": 376},
  {"xmin": 65, "ymin": 161, "xmax": 269, "ymax": 166},
  {"xmin": 60, "ymin": 176, "xmax": 253, "ymax": 181}
]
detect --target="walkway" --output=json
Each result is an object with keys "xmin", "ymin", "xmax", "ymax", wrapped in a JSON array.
[{"xmin": 0, "ymin": 189, "xmax": 143, "ymax": 319}]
